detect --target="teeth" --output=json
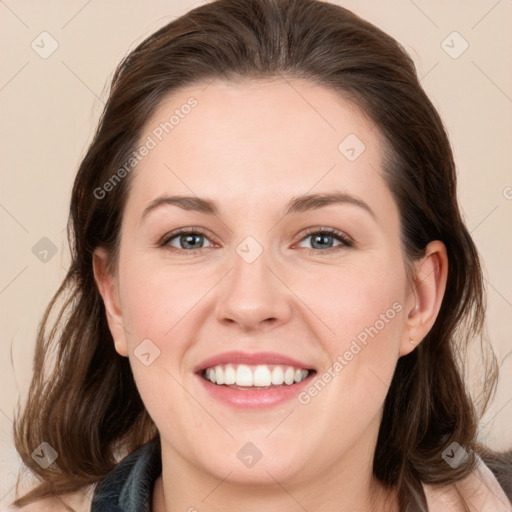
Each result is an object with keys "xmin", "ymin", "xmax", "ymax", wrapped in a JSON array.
[
  {"xmin": 224, "ymin": 364, "xmax": 236, "ymax": 385},
  {"xmin": 215, "ymin": 365, "xmax": 224, "ymax": 385},
  {"xmin": 284, "ymin": 367, "xmax": 295, "ymax": 385},
  {"xmin": 253, "ymin": 365, "xmax": 272, "ymax": 387},
  {"xmin": 236, "ymin": 365, "xmax": 253, "ymax": 386},
  {"xmin": 203, "ymin": 364, "xmax": 310, "ymax": 387},
  {"xmin": 205, "ymin": 368, "xmax": 216, "ymax": 384},
  {"xmin": 271, "ymin": 366, "xmax": 284, "ymax": 385}
]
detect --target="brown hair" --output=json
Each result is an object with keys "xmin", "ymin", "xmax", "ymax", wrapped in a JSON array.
[{"xmin": 12, "ymin": 0, "xmax": 508, "ymax": 509}]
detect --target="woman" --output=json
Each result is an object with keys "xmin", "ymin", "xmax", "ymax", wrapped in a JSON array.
[{"xmin": 12, "ymin": 0, "xmax": 512, "ymax": 510}]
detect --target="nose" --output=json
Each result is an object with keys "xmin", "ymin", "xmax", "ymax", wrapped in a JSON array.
[{"xmin": 214, "ymin": 247, "xmax": 293, "ymax": 332}]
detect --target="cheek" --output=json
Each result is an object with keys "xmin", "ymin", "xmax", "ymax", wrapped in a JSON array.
[
  {"xmin": 118, "ymin": 260, "xmax": 209, "ymax": 342},
  {"xmin": 294, "ymin": 258, "xmax": 407, "ymax": 420},
  {"xmin": 298, "ymin": 257, "xmax": 406, "ymax": 353},
  {"xmin": 117, "ymin": 261, "xmax": 219, "ymax": 419},
  {"xmin": 119, "ymin": 264, "xmax": 209, "ymax": 440}
]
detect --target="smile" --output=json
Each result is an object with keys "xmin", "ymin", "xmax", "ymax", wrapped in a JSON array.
[{"xmin": 202, "ymin": 364, "xmax": 310, "ymax": 388}]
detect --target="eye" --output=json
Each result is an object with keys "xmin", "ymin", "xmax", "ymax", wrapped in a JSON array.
[
  {"xmin": 160, "ymin": 228, "xmax": 215, "ymax": 251},
  {"xmin": 296, "ymin": 228, "xmax": 353, "ymax": 252},
  {"xmin": 158, "ymin": 226, "xmax": 352, "ymax": 254}
]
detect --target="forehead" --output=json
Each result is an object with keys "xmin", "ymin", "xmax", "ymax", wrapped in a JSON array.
[{"xmin": 124, "ymin": 78, "xmax": 396, "ymax": 222}]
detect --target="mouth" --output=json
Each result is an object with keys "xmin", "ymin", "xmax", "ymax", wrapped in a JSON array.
[
  {"xmin": 194, "ymin": 352, "xmax": 317, "ymax": 408},
  {"xmin": 200, "ymin": 363, "xmax": 314, "ymax": 389}
]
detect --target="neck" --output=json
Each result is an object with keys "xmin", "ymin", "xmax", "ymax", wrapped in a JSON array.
[{"xmin": 153, "ymin": 439, "xmax": 399, "ymax": 512}]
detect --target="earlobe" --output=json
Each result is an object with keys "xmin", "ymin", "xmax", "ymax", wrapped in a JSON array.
[
  {"xmin": 400, "ymin": 240, "xmax": 448, "ymax": 356},
  {"xmin": 92, "ymin": 248, "xmax": 129, "ymax": 357}
]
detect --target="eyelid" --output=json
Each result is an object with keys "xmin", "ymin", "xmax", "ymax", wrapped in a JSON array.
[
  {"xmin": 298, "ymin": 226, "xmax": 353, "ymax": 244},
  {"xmin": 295, "ymin": 226, "xmax": 354, "ymax": 250},
  {"xmin": 158, "ymin": 226, "xmax": 218, "ymax": 248}
]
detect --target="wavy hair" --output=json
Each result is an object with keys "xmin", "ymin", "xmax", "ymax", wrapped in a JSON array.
[{"xmin": 12, "ymin": 0, "xmax": 506, "ymax": 509}]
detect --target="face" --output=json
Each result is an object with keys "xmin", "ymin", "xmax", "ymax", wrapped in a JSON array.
[{"xmin": 95, "ymin": 78, "xmax": 432, "ymax": 489}]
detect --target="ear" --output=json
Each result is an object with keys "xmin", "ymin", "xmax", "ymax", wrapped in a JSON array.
[
  {"xmin": 92, "ymin": 248, "xmax": 128, "ymax": 357},
  {"xmin": 400, "ymin": 240, "xmax": 448, "ymax": 356}
]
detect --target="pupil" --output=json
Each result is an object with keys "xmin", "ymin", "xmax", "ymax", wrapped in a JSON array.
[
  {"xmin": 313, "ymin": 234, "xmax": 332, "ymax": 249},
  {"xmin": 182, "ymin": 234, "xmax": 202, "ymax": 249}
]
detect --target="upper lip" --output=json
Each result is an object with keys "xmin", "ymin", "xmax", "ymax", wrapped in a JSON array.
[{"xmin": 194, "ymin": 351, "xmax": 316, "ymax": 374}]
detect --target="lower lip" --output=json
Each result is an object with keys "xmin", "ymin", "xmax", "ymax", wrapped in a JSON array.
[{"xmin": 196, "ymin": 372, "xmax": 315, "ymax": 409}]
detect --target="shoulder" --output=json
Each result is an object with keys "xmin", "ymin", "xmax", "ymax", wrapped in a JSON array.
[
  {"xmin": 11, "ymin": 489, "xmax": 93, "ymax": 512},
  {"xmin": 12, "ymin": 440, "xmax": 159, "ymax": 512},
  {"xmin": 423, "ymin": 455, "xmax": 512, "ymax": 511}
]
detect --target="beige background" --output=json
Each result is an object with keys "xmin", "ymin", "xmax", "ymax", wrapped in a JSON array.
[{"xmin": 1, "ymin": 0, "xmax": 511, "ymax": 507}]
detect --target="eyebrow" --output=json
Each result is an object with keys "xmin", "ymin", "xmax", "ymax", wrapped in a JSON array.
[{"xmin": 140, "ymin": 191, "xmax": 375, "ymax": 222}]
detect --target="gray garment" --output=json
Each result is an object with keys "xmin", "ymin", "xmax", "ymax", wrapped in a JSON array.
[{"xmin": 90, "ymin": 438, "xmax": 161, "ymax": 512}]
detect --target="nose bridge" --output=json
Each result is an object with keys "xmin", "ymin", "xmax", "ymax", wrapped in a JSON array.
[{"xmin": 214, "ymin": 235, "xmax": 292, "ymax": 329}]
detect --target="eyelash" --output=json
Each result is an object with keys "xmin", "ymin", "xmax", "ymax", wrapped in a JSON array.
[{"xmin": 158, "ymin": 226, "xmax": 353, "ymax": 255}]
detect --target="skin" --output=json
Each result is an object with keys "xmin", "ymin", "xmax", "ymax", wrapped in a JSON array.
[{"xmin": 93, "ymin": 78, "xmax": 448, "ymax": 512}]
